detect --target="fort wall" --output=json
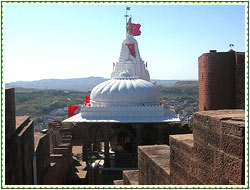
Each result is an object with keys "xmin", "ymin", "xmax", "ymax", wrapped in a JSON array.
[
  {"xmin": 5, "ymin": 88, "xmax": 35, "ymax": 185},
  {"xmin": 120, "ymin": 109, "xmax": 245, "ymax": 185}
]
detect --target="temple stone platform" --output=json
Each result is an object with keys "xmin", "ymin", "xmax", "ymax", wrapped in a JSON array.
[{"xmin": 119, "ymin": 109, "xmax": 245, "ymax": 185}]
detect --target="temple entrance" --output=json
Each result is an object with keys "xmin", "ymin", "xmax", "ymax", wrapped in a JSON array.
[{"xmin": 110, "ymin": 125, "xmax": 137, "ymax": 168}]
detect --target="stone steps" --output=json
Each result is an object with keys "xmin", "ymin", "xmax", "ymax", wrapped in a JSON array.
[
  {"xmin": 123, "ymin": 170, "xmax": 138, "ymax": 185},
  {"xmin": 138, "ymin": 145, "xmax": 171, "ymax": 185},
  {"xmin": 53, "ymin": 147, "xmax": 70, "ymax": 157},
  {"xmin": 169, "ymin": 134, "xmax": 197, "ymax": 185},
  {"xmin": 62, "ymin": 138, "xmax": 71, "ymax": 144},
  {"xmin": 49, "ymin": 153, "xmax": 64, "ymax": 163},
  {"xmin": 57, "ymin": 143, "xmax": 71, "ymax": 148}
]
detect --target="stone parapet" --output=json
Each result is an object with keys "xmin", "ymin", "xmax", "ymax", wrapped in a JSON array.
[
  {"xmin": 34, "ymin": 133, "xmax": 50, "ymax": 185},
  {"xmin": 169, "ymin": 134, "xmax": 200, "ymax": 185},
  {"xmin": 120, "ymin": 109, "xmax": 245, "ymax": 185},
  {"xmin": 138, "ymin": 145, "xmax": 170, "ymax": 185},
  {"xmin": 5, "ymin": 116, "xmax": 34, "ymax": 185},
  {"xmin": 192, "ymin": 109, "xmax": 245, "ymax": 185}
]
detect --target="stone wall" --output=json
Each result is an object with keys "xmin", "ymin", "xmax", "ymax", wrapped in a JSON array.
[
  {"xmin": 5, "ymin": 88, "xmax": 73, "ymax": 185},
  {"xmin": 138, "ymin": 145, "xmax": 170, "ymax": 185},
  {"xmin": 169, "ymin": 134, "xmax": 199, "ymax": 185},
  {"xmin": 33, "ymin": 124, "xmax": 73, "ymax": 185},
  {"xmin": 5, "ymin": 116, "xmax": 34, "ymax": 185},
  {"xmin": 34, "ymin": 133, "xmax": 50, "ymax": 184},
  {"xmin": 47, "ymin": 121, "xmax": 62, "ymax": 153},
  {"xmin": 192, "ymin": 109, "xmax": 245, "ymax": 185},
  {"xmin": 235, "ymin": 52, "xmax": 245, "ymax": 109},
  {"xmin": 128, "ymin": 109, "xmax": 245, "ymax": 185},
  {"xmin": 5, "ymin": 88, "xmax": 35, "ymax": 185},
  {"xmin": 5, "ymin": 88, "xmax": 16, "ymax": 143},
  {"xmin": 42, "ymin": 121, "xmax": 73, "ymax": 185}
]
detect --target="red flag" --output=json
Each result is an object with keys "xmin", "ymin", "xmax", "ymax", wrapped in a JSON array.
[
  {"xmin": 131, "ymin": 23, "xmax": 141, "ymax": 36},
  {"xmin": 127, "ymin": 18, "xmax": 141, "ymax": 36},
  {"xmin": 68, "ymin": 105, "xmax": 79, "ymax": 118},
  {"xmin": 86, "ymin": 96, "xmax": 90, "ymax": 104},
  {"xmin": 126, "ymin": 44, "xmax": 136, "ymax": 58}
]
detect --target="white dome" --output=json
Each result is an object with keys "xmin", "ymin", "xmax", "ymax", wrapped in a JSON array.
[{"xmin": 90, "ymin": 78, "xmax": 160, "ymax": 106}]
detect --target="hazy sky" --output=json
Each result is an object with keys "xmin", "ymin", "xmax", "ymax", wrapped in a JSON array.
[{"xmin": 3, "ymin": 3, "xmax": 246, "ymax": 83}]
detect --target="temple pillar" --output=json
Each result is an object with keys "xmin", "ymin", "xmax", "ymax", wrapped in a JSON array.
[
  {"xmin": 104, "ymin": 125, "xmax": 111, "ymax": 168},
  {"xmin": 82, "ymin": 124, "xmax": 89, "ymax": 162}
]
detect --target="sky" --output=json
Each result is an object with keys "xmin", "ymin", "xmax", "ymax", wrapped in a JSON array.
[{"xmin": 3, "ymin": 3, "xmax": 246, "ymax": 83}]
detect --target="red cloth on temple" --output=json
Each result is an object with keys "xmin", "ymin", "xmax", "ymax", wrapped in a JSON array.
[
  {"xmin": 126, "ymin": 19, "xmax": 141, "ymax": 36},
  {"xmin": 68, "ymin": 105, "xmax": 79, "ymax": 118},
  {"xmin": 86, "ymin": 96, "xmax": 90, "ymax": 104},
  {"xmin": 131, "ymin": 23, "xmax": 141, "ymax": 36},
  {"xmin": 126, "ymin": 44, "xmax": 136, "ymax": 58}
]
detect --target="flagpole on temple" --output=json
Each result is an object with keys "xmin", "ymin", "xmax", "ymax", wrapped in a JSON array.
[{"xmin": 125, "ymin": 6, "xmax": 130, "ymax": 34}]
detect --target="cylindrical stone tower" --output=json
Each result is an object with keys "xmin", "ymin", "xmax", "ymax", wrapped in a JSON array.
[{"xmin": 198, "ymin": 50, "xmax": 236, "ymax": 111}]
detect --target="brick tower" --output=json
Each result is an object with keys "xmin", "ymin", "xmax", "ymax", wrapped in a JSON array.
[{"xmin": 198, "ymin": 50, "xmax": 245, "ymax": 111}]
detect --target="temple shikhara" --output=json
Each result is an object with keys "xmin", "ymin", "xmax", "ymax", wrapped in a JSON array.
[
  {"xmin": 63, "ymin": 16, "xmax": 180, "ymax": 168},
  {"xmin": 64, "ymin": 18, "xmax": 179, "ymax": 123}
]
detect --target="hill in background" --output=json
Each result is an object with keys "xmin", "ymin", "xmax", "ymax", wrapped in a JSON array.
[
  {"xmin": 12, "ymin": 79, "xmax": 198, "ymax": 118},
  {"xmin": 6, "ymin": 77, "xmax": 181, "ymax": 91}
]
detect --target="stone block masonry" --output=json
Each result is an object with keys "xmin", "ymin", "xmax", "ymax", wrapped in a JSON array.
[
  {"xmin": 138, "ymin": 145, "xmax": 170, "ymax": 185},
  {"xmin": 192, "ymin": 109, "xmax": 244, "ymax": 185},
  {"xmin": 120, "ymin": 109, "xmax": 245, "ymax": 185}
]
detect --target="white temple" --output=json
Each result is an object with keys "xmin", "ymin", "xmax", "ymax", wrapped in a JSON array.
[{"xmin": 63, "ymin": 18, "xmax": 179, "ymax": 123}]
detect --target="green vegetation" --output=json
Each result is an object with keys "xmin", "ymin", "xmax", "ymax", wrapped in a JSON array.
[
  {"xmin": 14, "ymin": 80, "xmax": 198, "ymax": 118},
  {"xmin": 158, "ymin": 81, "xmax": 198, "ymax": 102},
  {"xmin": 62, "ymin": 123, "xmax": 74, "ymax": 129},
  {"xmin": 15, "ymin": 89, "xmax": 90, "ymax": 117}
]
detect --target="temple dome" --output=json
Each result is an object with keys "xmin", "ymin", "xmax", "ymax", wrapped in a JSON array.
[{"xmin": 90, "ymin": 78, "xmax": 160, "ymax": 106}]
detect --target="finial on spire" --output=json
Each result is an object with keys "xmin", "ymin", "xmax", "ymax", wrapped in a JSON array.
[
  {"xmin": 229, "ymin": 44, "xmax": 234, "ymax": 50},
  {"xmin": 124, "ymin": 6, "xmax": 131, "ymax": 34}
]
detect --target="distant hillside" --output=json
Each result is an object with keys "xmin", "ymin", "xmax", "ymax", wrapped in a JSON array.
[
  {"xmin": 6, "ymin": 77, "xmax": 108, "ymax": 92},
  {"xmin": 6, "ymin": 77, "xmax": 179, "ymax": 91},
  {"xmin": 152, "ymin": 80, "xmax": 179, "ymax": 87},
  {"xmin": 173, "ymin": 80, "xmax": 198, "ymax": 88},
  {"xmin": 158, "ymin": 80, "xmax": 198, "ymax": 101}
]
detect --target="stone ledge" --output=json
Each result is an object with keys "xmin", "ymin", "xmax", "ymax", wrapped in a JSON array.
[
  {"xmin": 169, "ymin": 134, "xmax": 200, "ymax": 185},
  {"xmin": 169, "ymin": 134, "xmax": 194, "ymax": 154},
  {"xmin": 193, "ymin": 109, "xmax": 245, "ymax": 154},
  {"xmin": 123, "ymin": 170, "xmax": 138, "ymax": 185},
  {"xmin": 17, "ymin": 119, "xmax": 33, "ymax": 137},
  {"xmin": 16, "ymin": 116, "xmax": 30, "ymax": 134},
  {"xmin": 138, "ymin": 145, "xmax": 170, "ymax": 185}
]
